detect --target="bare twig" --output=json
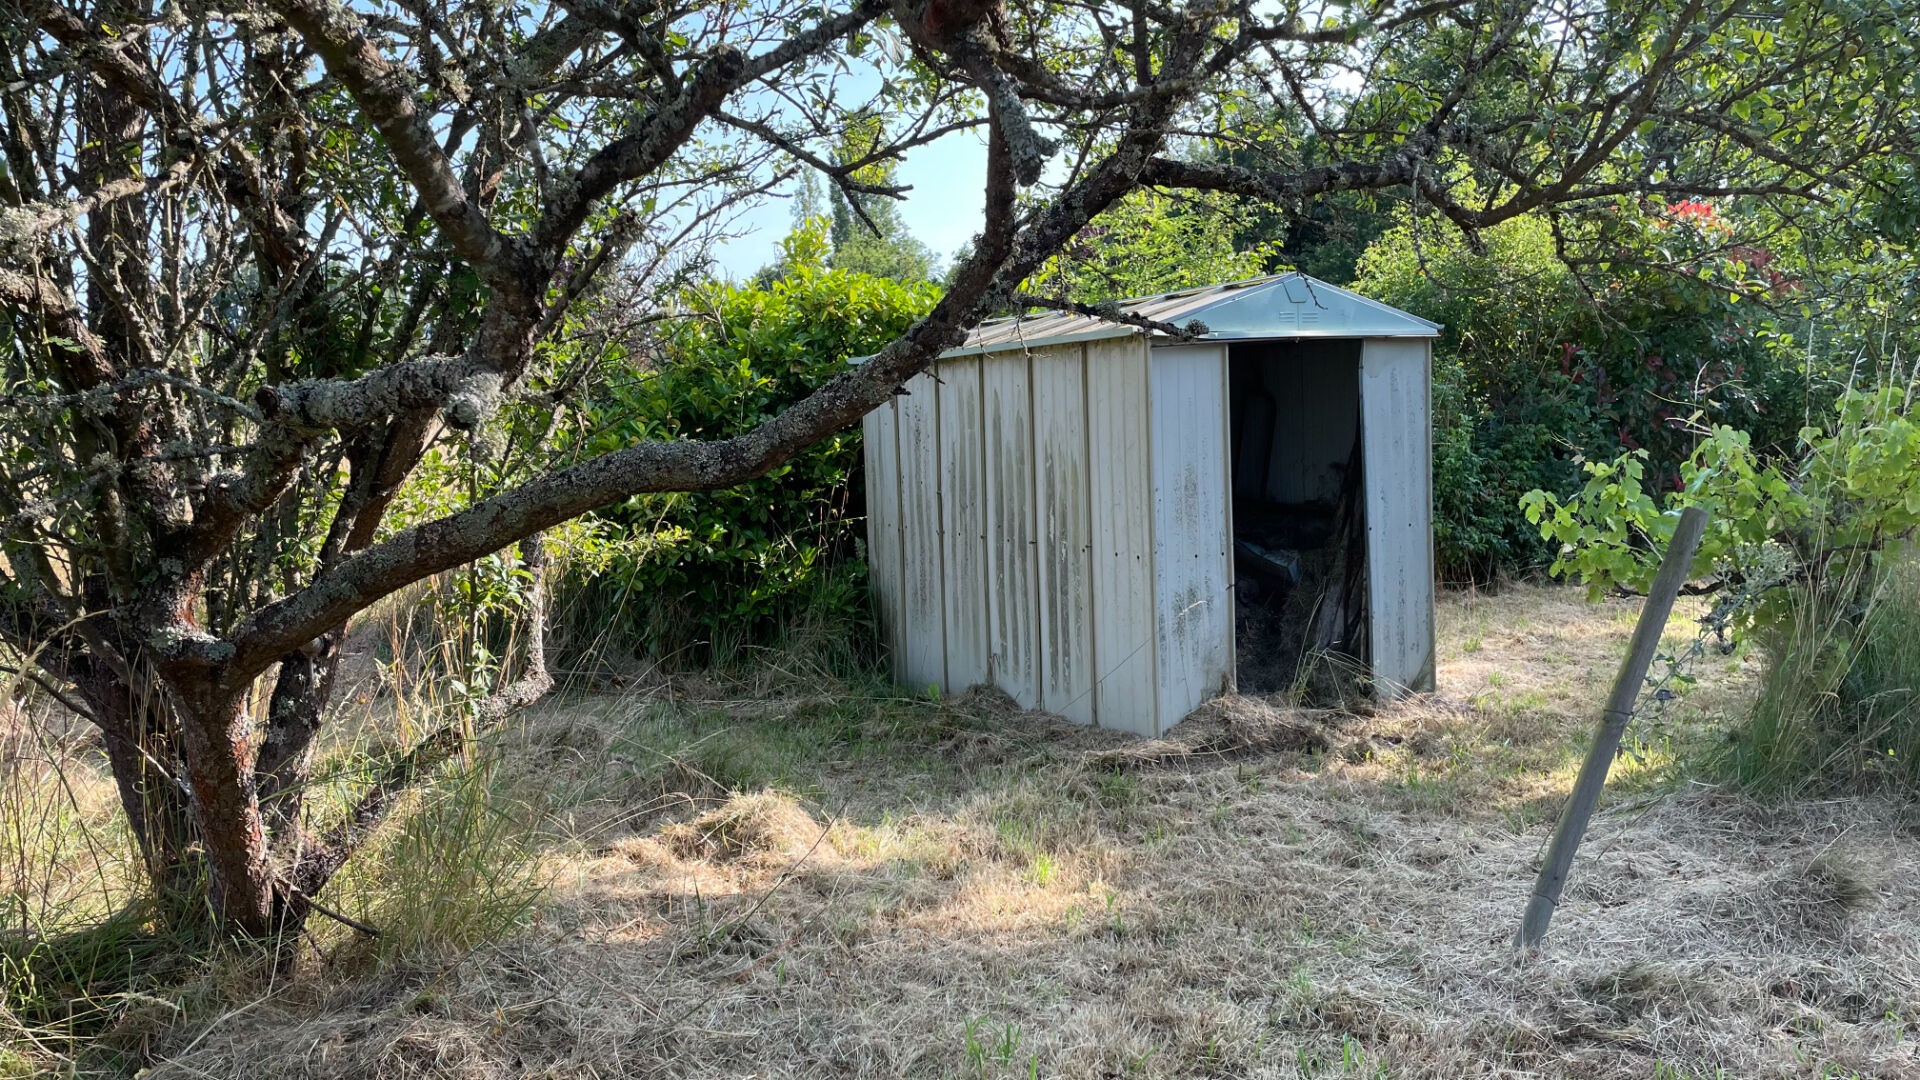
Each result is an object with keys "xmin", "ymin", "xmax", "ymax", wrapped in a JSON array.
[{"xmin": 1008, "ymin": 291, "xmax": 1211, "ymax": 340}]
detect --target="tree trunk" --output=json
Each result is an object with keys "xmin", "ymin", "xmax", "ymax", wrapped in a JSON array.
[
  {"xmin": 256, "ymin": 634, "xmax": 343, "ymax": 841},
  {"xmin": 172, "ymin": 685, "xmax": 276, "ymax": 937},
  {"xmin": 87, "ymin": 660, "xmax": 279, "ymax": 937},
  {"xmin": 85, "ymin": 664, "xmax": 201, "ymax": 917}
]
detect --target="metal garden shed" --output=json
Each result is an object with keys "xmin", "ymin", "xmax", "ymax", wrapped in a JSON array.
[{"xmin": 862, "ymin": 272, "xmax": 1440, "ymax": 737}]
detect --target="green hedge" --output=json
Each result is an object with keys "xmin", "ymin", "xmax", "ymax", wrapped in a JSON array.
[{"xmin": 560, "ymin": 251, "xmax": 937, "ymax": 662}]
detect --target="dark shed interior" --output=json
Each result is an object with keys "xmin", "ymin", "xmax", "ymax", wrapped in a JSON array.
[{"xmin": 1227, "ymin": 339, "xmax": 1370, "ymax": 693}]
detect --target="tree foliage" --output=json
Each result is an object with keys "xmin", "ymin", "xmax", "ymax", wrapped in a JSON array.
[
  {"xmin": 1523, "ymin": 387, "xmax": 1920, "ymax": 612},
  {"xmin": 1023, "ymin": 190, "xmax": 1281, "ymax": 302},
  {"xmin": 1522, "ymin": 386, "xmax": 1920, "ymax": 792}
]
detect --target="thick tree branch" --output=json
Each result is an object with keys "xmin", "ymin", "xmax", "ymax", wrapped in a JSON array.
[
  {"xmin": 221, "ymin": 43, "xmax": 1192, "ymax": 683},
  {"xmin": 0, "ymin": 266, "xmax": 112, "ymax": 382},
  {"xmin": 0, "ymin": 156, "xmax": 197, "ymax": 252}
]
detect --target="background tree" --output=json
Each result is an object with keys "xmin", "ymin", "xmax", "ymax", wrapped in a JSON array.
[
  {"xmin": 828, "ymin": 116, "xmax": 938, "ymax": 281},
  {"xmin": 0, "ymin": 0, "xmax": 1910, "ymax": 943}
]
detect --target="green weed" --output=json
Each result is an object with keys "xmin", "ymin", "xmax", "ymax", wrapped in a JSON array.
[{"xmin": 1729, "ymin": 555, "xmax": 1920, "ymax": 797}]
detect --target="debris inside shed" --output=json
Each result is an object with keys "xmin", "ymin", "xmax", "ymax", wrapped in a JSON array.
[{"xmin": 1228, "ymin": 342, "xmax": 1369, "ymax": 697}]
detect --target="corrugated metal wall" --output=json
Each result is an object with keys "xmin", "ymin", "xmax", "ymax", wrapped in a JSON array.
[
  {"xmin": 982, "ymin": 349, "xmax": 1042, "ymax": 703},
  {"xmin": 862, "ymin": 393, "xmax": 903, "ymax": 680},
  {"xmin": 1360, "ymin": 338, "xmax": 1437, "ymax": 694},
  {"xmin": 894, "ymin": 373, "xmax": 945, "ymax": 688},
  {"xmin": 864, "ymin": 338, "xmax": 1231, "ymax": 735},
  {"xmin": 937, "ymin": 358, "xmax": 990, "ymax": 690},
  {"xmin": 1085, "ymin": 337, "xmax": 1159, "ymax": 733},
  {"xmin": 1033, "ymin": 347, "xmax": 1096, "ymax": 724},
  {"xmin": 1146, "ymin": 344, "xmax": 1236, "ymax": 725}
]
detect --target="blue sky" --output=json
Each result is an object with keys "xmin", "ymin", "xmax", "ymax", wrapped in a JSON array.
[{"xmin": 706, "ymin": 124, "xmax": 989, "ymax": 280}]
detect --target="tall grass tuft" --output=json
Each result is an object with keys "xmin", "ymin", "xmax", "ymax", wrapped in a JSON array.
[
  {"xmin": 1729, "ymin": 553, "xmax": 1920, "ymax": 797},
  {"xmin": 0, "ymin": 586, "xmax": 556, "ymax": 1065},
  {"xmin": 0, "ymin": 695, "xmax": 193, "ymax": 1069},
  {"xmin": 314, "ymin": 748, "xmax": 546, "ymax": 967},
  {"xmin": 301, "ymin": 590, "xmax": 553, "ymax": 968},
  {"xmin": 0, "ymin": 714, "xmax": 138, "ymax": 941}
]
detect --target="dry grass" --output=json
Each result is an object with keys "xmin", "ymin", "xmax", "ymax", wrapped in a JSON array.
[{"xmin": 51, "ymin": 587, "xmax": 1920, "ymax": 1076}]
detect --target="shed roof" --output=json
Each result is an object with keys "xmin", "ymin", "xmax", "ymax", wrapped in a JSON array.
[{"xmin": 942, "ymin": 272, "xmax": 1440, "ymax": 359}]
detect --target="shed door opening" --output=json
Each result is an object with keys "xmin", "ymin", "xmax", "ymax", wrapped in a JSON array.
[{"xmin": 1227, "ymin": 340, "xmax": 1369, "ymax": 694}]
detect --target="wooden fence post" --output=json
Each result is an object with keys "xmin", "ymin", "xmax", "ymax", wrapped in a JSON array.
[{"xmin": 1516, "ymin": 505, "xmax": 1709, "ymax": 950}]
